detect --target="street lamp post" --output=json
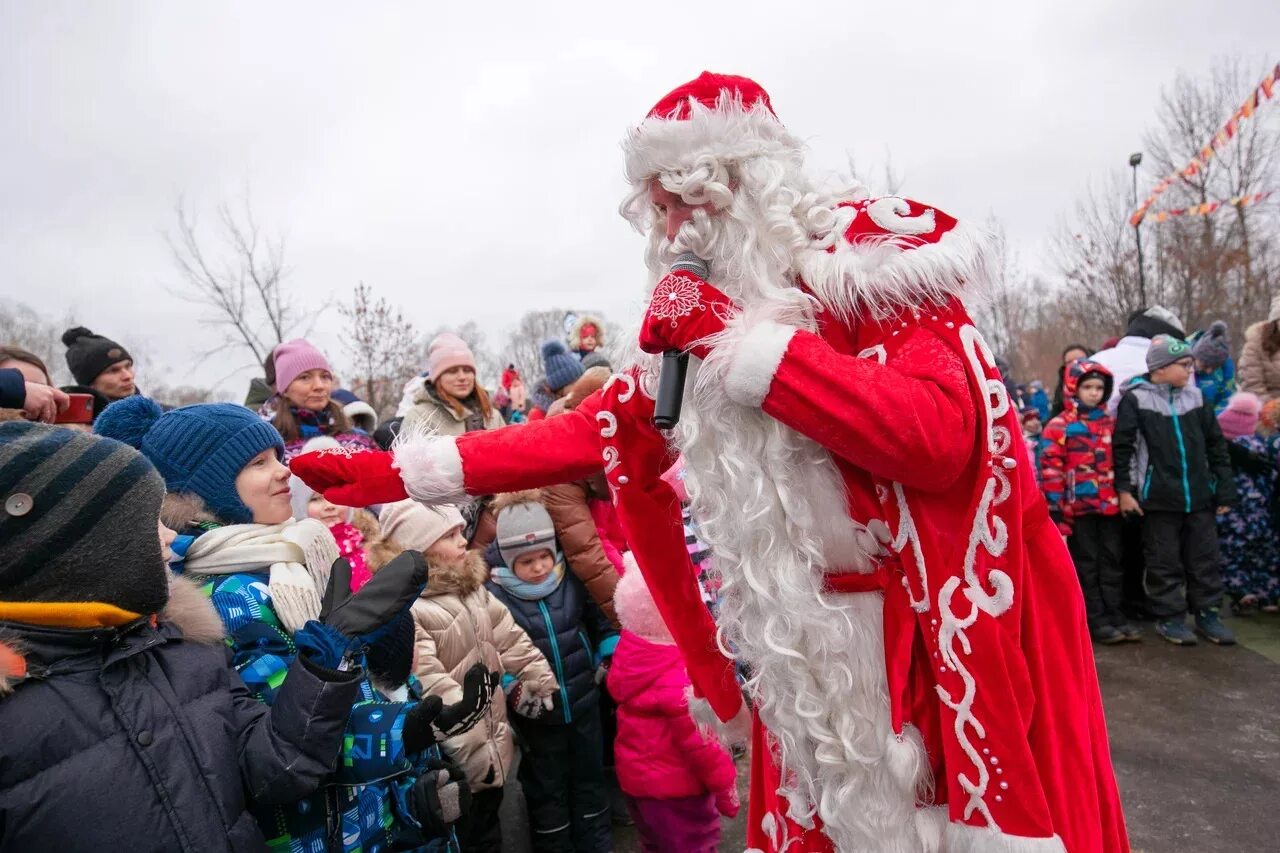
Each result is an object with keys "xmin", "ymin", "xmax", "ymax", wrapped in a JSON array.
[{"xmin": 1129, "ymin": 152, "xmax": 1147, "ymax": 306}]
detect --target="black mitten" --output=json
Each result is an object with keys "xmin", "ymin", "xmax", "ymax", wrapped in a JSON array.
[
  {"xmin": 410, "ymin": 756, "xmax": 472, "ymax": 837},
  {"xmin": 403, "ymin": 663, "xmax": 499, "ymax": 754}
]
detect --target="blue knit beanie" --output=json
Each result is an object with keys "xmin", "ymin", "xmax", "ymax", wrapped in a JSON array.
[
  {"xmin": 541, "ymin": 339, "xmax": 584, "ymax": 394},
  {"xmin": 95, "ymin": 397, "xmax": 285, "ymax": 524}
]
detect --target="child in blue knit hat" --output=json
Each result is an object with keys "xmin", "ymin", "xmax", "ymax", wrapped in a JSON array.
[
  {"xmin": 529, "ymin": 339, "xmax": 586, "ymax": 417},
  {"xmin": 96, "ymin": 396, "xmax": 497, "ymax": 851}
]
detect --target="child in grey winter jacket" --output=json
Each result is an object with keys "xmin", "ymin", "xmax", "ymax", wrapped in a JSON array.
[{"xmin": 1113, "ymin": 335, "xmax": 1238, "ymax": 646}]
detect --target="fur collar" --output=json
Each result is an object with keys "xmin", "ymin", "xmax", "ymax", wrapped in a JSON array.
[
  {"xmin": 422, "ymin": 551, "xmax": 488, "ymax": 599},
  {"xmin": 0, "ymin": 572, "xmax": 225, "ymax": 697},
  {"xmin": 161, "ymin": 492, "xmax": 221, "ymax": 531}
]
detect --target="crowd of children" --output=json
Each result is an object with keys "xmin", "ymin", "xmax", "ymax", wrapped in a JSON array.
[
  {"xmin": 0, "ymin": 322, "xmax": 740, "ymax": 852},
  {"xmin": 11, "ymin": 300, "xmax": 1280, "ymax": 849},
  {"xmin": 1026, "ymin": 310, "xmax": 1280, "ymax": 648}
]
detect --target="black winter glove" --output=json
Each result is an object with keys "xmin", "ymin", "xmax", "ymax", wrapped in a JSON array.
[
  {"xmin": 410, "ymin": 756, "xmax": 472, "ymax": 837},
  {"xmin": 295, "ymin": 551, "xmax": 429, "ymax": 670},
  {"xmin": 403, "ymin": 663, "xmax": 499, "ymax": 754}
]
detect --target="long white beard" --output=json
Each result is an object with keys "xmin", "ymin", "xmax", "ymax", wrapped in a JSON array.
[{"xmin": 644, "ymin": 212, "xmax": 936, "ymax": 851}]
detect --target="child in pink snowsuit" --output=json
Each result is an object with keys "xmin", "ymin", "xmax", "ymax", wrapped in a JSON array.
[{"xmin": 606, "ymin": 565, "xmax": 738, "ymax": 852}]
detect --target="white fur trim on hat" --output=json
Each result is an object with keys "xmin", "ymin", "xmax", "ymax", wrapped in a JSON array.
[
  {"xmin": 343, "ymin": 400, "xmax": 378, "ymax": 432},
  {"xmin": 623, "ymin": 96, "xmax": 803, "ymax": 185}
]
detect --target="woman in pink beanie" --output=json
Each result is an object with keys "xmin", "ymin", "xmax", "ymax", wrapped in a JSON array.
[
  {"xmin": 607, "ymin": 562, "xmax": 739, "ymax": 852},
  {"xmin": 402, "ymin": 333, "xmax": 504, "ymax": 438},
  {"xmin": 1216, "ymin": 392, "xmax": 1280, "ymax": 612},
  {"xmin": 402, "ymin": 332, "xmax": 506, "ymax": 548},
  {"xmin": 266, "ymin": 338, "xmax": 376, "ymax": 462}
]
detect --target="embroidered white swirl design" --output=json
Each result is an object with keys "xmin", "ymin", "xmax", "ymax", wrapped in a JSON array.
[
  {"xmin": 601, "ymin": 445, "xmax": 620, "ymax": 476},
  {"xmin": 865, "ymin": 197, "xmax": 938, "ymax": 236},
  {"xmin": 933, "ymin": 324, "xmax": 1016, "ymax": 830},
  {"xmin": 595, "ymin": 410, "xmax": 618, "ymax": 439},
  {"xmin": 602, "ymin": 371, "xmax": 636, "ymax": 404}
]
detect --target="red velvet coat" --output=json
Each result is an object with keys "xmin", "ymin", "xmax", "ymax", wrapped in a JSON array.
[{"xmin": 391, "ymin": 199, "xmax": 1127, "ymax": 853}]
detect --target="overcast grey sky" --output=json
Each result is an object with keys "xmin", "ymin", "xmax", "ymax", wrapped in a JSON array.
[{"xmin": 2, "ymin": 1, "xmax": 1276, "ymax": 394}]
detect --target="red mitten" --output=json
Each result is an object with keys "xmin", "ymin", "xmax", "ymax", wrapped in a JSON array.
[
  {"xmin": 639, "ymin": 256, "xmax": 736, "ymax": 359},
  {"xmin": 714, "ymin": 785, "xmax": 740, "ymax": 818},
  {"xmin": 289, "ymin": 446, "xmax": 408, "ymax": 507}
]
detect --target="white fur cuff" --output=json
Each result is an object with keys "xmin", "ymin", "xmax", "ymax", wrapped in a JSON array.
[
  {"xmin": 393, "ymin": 435, "xmax": 468, "ymax": 505},
  {"xmin": 687, "ymin": 687, "xmax": 751, "ymax": 749},
  {"xmin": 722, "ymin": 320, "xmax": 797, "ymax": 408}
]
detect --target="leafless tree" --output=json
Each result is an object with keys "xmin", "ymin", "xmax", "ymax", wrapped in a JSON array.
[
  {"xmin": 340, "ymin": 282, "xmax": 420, "ymax": 418},
  {"xmin": 972, "ymin": 219, "xmax": 1060, "ymax": 381},
  {"xmin": 1051, "ymin": 171, "xmax": 1149, "ymax": 344},
  {"xmin": 167, "ymin": 193, "xmax": 321, "ymax": 369},
  {"xmin": 0, "ymin": 300, "xmax": 73, "ymax": 385},
  {"xmin": 1141, "ymin": 57, "xmax": 1280, "ymax": 348},
  {"xmin": 145, "ymin": 382, "xmax": 230, "ymax": 406},
  {"xmin": 498, "ymin": 309, "xmax": 574, "ymax": 386}
]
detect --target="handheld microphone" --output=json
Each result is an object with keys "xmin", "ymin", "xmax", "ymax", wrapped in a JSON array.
[
  {"xmin": 653, "ymin": 351, "xmax": 689, "ymax": 429},
  {"xmin": 651, "ymin": 253, "xmax": 708, "ymax": 430}
]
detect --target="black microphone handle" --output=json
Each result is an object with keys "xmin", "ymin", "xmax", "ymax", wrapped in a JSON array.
[{"xmin": 653, "ymin": 350, "xmax": 689, "ymax": 430}]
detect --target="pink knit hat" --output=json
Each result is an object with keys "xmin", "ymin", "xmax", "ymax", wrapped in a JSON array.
[
  {"xmin": 273, "ymin": 338, "xmax": 332, "ymax": 393},
  {"xmin": 425, "ymin": 333, "xmax": 477, "ymax": 382},
  {"xmin": 1217, "ymin": 392, "xmax": 1262, "ymax": 440}
]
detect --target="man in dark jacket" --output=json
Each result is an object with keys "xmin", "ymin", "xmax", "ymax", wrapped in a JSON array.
[
  {"xmin": 1113, "ymin": 335, "xmax": 1238, "ymax": 647},
  {"xmin": 0, "ymin": 423, "xmax": 479, "ymax": 852}
]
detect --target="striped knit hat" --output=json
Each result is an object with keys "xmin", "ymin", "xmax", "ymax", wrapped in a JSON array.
[{"xmin": 0, "ymin": 422, "xmax": 169, "ymax": 614}]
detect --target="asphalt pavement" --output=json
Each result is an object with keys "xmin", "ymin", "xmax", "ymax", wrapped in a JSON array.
[{"xmin": 504, "ymin": 614, "xmax": 1280, "ymax": 852}]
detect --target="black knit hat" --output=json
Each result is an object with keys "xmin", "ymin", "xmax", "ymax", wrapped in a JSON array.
[
  {"xmin": 62, "ymin": 326, "xmax": 132, "ymax": 386},
  {"xmin": 0, "ymin": 422, "xmax": 169, "ymax": 615}
]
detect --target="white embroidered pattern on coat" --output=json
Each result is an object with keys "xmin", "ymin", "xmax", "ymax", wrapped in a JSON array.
[
  {"xmin": 649, "ymin": 273, "xmax": 704, "ymax": 325},
  {"xmin": 857, "ymin": 343, "xmax": 929, "ymax": 613},
  {"xmin": 890, "ymin": 482, "xmax": 930, "ymax": 613},
  {"xmin": 934, "ymin": 324, "xmax": 1017, "ymax": 830},
  {"xmin": 865, "ymin": 196, "xmax": 938, "ymax": 236}
]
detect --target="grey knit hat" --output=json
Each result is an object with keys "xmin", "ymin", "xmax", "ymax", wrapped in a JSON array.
[
  {"xmin": 495, "ymin": 497, "xmax": 557, "ymax": 568},
  {"xmin": 1147, "ymin": 334, "xmax": 1193, "ymax": 372},
  {"xmin": 1191, "ymin": 321, "xmax": 1230, "ymax": 371},
  {"xmin": 0, "ymin": 421, "xmax": 169, "ymax": 615}
]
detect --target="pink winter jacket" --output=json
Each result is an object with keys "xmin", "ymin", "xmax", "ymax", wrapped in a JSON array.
[{"xmin": 606, "ymin": 630, "xmax": 736, "ymax": 800}]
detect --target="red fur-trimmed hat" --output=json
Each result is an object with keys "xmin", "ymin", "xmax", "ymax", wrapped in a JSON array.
[
  {"xmin": 623, "ymin": 71, "xmax": 799, "ymax": 183},
  {"xmin": 646, "ymin": 71, "xmax": 776, "ymax": 120}
]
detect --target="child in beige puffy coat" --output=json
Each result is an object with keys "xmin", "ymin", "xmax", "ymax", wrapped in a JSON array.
[{"xmin": 373, "ymin": 500, "xmax": 558, "ymax": 853}]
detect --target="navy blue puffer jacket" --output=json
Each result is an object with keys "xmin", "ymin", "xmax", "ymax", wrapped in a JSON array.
[
  {"xmin": 0, "ymin": 587, "xmax": 361, "ymax": 853},
  {"xmin": 487, "ymin": 565, "xmax": 617, "ymax": 726}
]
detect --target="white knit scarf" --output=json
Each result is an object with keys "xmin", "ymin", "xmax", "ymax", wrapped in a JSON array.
[{"xmin": 182, "ymin": 518, "xmax": 338, "ymax": 634}]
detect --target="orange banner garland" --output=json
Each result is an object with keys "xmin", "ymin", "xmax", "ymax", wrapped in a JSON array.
[
  {"xmin": 1149, "ymin": 191, "xmax": 1271, "ymax": 223},
  {"xmin": 1130, "ymin": 61, "xmax": 1279, "ymax": 226}
]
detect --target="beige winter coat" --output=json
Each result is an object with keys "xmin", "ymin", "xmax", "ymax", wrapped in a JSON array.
[
  {"xmin": 401, "ymin": 386, "xmax": 505, "ymax": 437},
  {"xmin": 411, "ymin": 551, "xmax": 557, "ymax": 790},
  {"xmin": 1238, "ymin": 321, "xmax": 1280, "ymax": 402}
]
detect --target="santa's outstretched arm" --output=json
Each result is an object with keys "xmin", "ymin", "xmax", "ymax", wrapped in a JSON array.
[
  {"xmin": 290, "ymin": 393, "xmax": 611, "ymax": 508},
  {"xmin": 397, "ymin": 391, "xmax": 609, "ymax": 502},
  {"xmin": 714, "ymin": 320, "xmax": 978, "ymax": 492}
]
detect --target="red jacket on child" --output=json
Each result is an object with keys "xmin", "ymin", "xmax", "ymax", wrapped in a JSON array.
[{"xmin": 1040, "ymin": 360, "xmax": 1120, "ymax": 524}]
